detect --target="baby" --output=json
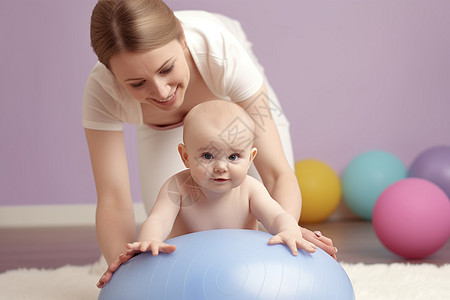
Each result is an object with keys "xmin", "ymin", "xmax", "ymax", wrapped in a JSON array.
[{"xmin": 128, "ymin": 100, "xmax": 317, "ymax": 256}]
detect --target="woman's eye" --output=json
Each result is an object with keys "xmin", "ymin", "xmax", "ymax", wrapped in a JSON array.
[
  {"xmin": 131, "ymin": 80, "xmax": 145, "ymax": 88},
  {"xmin": 202, "ymin": 153, "xmax": 213, "ymax": 160},
  {"xmin": 160, "ymin": 64, "xmax": 174, "ymax": 75},
  {"xmin": 228, "ymin": 154, "xmax": 239, "ymax": 161}
]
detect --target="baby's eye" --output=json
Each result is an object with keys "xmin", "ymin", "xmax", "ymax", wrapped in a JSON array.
[
  {"xmin": 131, "ymin": 80, "xmax": 146, "ymax": 88},
  {"xmin": 228, "ymin": 154, "xmax": 240, "ymax": 161},
  {"xmin": 202, "ymin": 152, "xmax": 214, "ymax": 160}
]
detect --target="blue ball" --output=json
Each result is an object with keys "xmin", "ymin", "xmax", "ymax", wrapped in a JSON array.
[
  {"xmin": 99, "ymin": 229, "xmax": 354, "ymax": 300},
  {"xmin": 342, "ymin": 150, "xmax": 407, "ymax": 220}
]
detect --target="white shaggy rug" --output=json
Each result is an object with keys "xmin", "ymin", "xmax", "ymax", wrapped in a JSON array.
[{"xmin": 0, "ymin": 260, "xmax": 449, "ymax": 300}]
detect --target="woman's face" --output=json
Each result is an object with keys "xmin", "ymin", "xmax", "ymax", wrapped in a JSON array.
[{"xmin": 109, "ymin": 39, "xmax": 190, "ymax": 111}]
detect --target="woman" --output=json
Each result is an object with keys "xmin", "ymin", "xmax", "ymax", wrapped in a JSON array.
[{"xmin": 84, "ymin": 0, "xmax": 337, "ymax": 287}]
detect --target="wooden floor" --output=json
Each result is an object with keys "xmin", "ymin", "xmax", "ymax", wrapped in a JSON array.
[
  {"xmin": 0, "ymin": 221, "xmax": 449, "ymax": 273},
  {"xmin": 311, "ymin": 221, "xmax": 450, "ymax": 265}
]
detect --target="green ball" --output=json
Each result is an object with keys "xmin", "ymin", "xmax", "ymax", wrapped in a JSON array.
[{"xmin": 342, "ymin": 151, "xmax": 407, "ymax": 220}]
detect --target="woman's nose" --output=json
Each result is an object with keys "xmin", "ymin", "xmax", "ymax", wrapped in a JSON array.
[{"xmin": 148, "ymin": 78, "xmax": 171, "ymax": 100}]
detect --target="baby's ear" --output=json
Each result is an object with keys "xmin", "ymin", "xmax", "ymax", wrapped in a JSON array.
[
  {"xmin": 178, "ymin": 143, "xmax": 190, "ymax": 168},
  {"xmin": 249, "ymin": 147, "xmax": 257, "ymax": 162}
]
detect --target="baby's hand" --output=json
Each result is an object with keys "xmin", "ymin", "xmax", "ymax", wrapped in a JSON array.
[
  {"xmin": 127, "ymin": 240, "xmax": 176, "ymax": 256},
  {"xmin": 268, "ymin": 230, "xmax": 317, "ymax": 256}
]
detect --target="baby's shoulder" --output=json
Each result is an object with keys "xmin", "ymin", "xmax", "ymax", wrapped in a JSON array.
[
  {"xmin": 242, "ymin": 175, "xmax": 266, "ymax": 192},
  {"xmin": 172, "ymin": 169, "xmax": 192, "ymax": 180},
  {"xmin": 167, "ymin": 170, "xmax": 199, "ymax": 194},
  {"xmin": 244, "ymin": 175, "xmax": 263, "ymax": 184}
]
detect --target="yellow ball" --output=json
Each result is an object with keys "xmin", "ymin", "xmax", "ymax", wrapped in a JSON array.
[{"xmin": 295, "ymin": 159, "xmax": 342, "ymax": 223}]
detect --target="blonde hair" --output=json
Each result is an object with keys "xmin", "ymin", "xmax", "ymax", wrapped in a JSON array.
[{"xmin": 90, "ymin": 0, "xmax": 182, "ymax": 68}]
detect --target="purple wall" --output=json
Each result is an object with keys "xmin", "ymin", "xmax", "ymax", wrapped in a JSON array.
[{"xmin": 1, "ymin": 0, "xmax": 449, "ymax": 206}]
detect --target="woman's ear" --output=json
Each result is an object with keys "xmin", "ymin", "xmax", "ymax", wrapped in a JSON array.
[{"xmin": 178, "ymin": 143, "xmax": 190, "ymax": 168}]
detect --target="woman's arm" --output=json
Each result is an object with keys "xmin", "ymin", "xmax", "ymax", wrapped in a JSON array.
[
  {"xmin": 236, "ymin": 85, "xmax": 302, "ymax": 220},
  {"xmin": 84, "ymin": 129, "xmax": 136, "ymax": 265},
  {"xmin": 237, "ymin": 86, "xmax": 337, "ymax": 258}
]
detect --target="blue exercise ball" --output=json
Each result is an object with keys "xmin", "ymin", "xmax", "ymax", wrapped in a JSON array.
[
  {"xmin": 99, "ymin": 229, "xmax": 354, "ymax": 300},
  {"xmin": 342, "ymin": 150, "xmax": 407, "ymax": 220}
]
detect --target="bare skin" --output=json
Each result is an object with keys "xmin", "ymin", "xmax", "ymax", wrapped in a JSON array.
[
  {"xmin": 128, "ymin": 101, "xmax": 317, "ymax": 259},
  {"xmin": 91, "ymin": 37, "xmax": 336, "ymax": 288}
]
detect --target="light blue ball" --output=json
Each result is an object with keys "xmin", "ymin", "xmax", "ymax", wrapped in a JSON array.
[
  {"xmin": 342, "ymin": 150, "xmax": 407, "ymax": 220},
  {"xmin": 99, "ymin": 229, "xmax": 354, "ymax": 300}
]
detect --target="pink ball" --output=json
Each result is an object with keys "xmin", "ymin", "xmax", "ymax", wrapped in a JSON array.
[{"xmin": 373, "ymin": 178, "xmax": 450, "ymax": 259}]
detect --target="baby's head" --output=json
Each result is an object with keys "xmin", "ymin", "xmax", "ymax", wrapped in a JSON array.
[
  {"xmin": 183, "ymin": 100, "xmax": 256, "ymax": 145},
  {"xmin": 178, "ymin": 100, "xmax": 257, "ymax": 192}
]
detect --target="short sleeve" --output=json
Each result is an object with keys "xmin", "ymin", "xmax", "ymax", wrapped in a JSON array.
[{"xmin": 177, "ymin": 11, "xmax": 264, "ymax": 102}]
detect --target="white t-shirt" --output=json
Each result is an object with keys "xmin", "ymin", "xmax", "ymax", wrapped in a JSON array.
[{"xmin": 82, "ymin": 10, "xmax": 264, "ymax": 131}]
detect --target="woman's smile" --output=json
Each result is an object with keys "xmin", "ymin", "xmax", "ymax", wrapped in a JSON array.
[{"xmin": 147, "ymin": 86, "xmax": 179, "ymax": 106}]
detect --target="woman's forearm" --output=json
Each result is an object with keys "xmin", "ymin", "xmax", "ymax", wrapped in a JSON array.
[
  {"xmin": 265, "ymin": 170, "xmax": 302, "ymax": 222},
  {"xmin": 85, "ymin": 129, "xmax": 137, "ymax": 264},
  {"xmin": 267, "ymin": 170, "xmax": 338, "ymax": 258},
  {"xmin": 96, "ymin": 202, "xmax": 136, "ymax": 265}
]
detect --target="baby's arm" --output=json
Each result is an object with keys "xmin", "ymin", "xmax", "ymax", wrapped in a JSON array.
[
  {"xmin": 127, "ymin": 175, "xmax": 181, "ymax": 255},
  {"xmin": 247, "ymin": 177, "xmax": 317, "ymax": 255}
]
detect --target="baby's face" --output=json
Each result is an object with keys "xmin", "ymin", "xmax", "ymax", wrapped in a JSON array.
[{"xmin": 183, "ymin": 124, "xmax": 256, "ymax": 195}]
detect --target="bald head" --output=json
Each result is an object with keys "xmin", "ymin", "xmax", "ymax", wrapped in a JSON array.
[{"xmin": 183, "ymin": 100, "xmax": 255, "ymax": 144}]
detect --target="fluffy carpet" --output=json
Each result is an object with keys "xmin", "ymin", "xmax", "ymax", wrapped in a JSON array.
[{"xmin": 0, "ymin": 260, "xmax": 449, "ymax": 300}]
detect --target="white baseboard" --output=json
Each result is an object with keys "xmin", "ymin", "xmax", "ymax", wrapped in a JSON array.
[{"xmin": 0, "ymin": 203, "xmax": 147, "ymax": 228}]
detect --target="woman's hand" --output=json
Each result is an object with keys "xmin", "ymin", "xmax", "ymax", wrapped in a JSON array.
[
  {"xmin": 96, "ymin": 241, "xmax": 177, "ymax": 288},
  {"xmin": 300, "ymin": 226, "xmax": 338, "ymax": 260},
  {"xmin": 96, "ymin": 250, "xmax": 138, "ymax": 288}
]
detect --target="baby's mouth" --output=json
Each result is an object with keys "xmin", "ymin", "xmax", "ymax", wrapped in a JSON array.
[{"xmin": 213, "ymin": 178, "xmax": 229, "ymax": 182}]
